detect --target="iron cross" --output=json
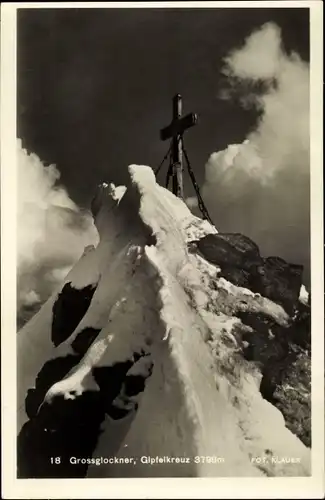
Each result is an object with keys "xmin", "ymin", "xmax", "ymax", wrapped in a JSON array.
[{"xmin": 160, "ymin": 94, "xmax": 198, "ymax": 198}]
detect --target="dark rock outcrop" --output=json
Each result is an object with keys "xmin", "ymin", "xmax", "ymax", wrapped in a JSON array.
[
  {"xmin": 51, "ymin": 282, "xmax": 97, "ymax": 347},
  {"xmin": 252, "ymin": 257, "xmax": 303, "ymax": 315},
  {"xmin": 238, "ymin": 301, "xmax": 311, "ymax": 447},
  {"xmin": 71, "ymin": 327, "xmax": 101, "ymax": 356},
  {"xmin": 194, "ymin": 233, "xmax": 304, "ymax": 314},
  {"xmin": 18, "ymin": 348, "xmax": 153, "ymax": 478},
  {"xmin": 195, "ymin": 233, "xmax": 263, "ymax": 271},
  {"xmin": 271, "ymin": 348, "xmax": 311, "ymax": 447}
]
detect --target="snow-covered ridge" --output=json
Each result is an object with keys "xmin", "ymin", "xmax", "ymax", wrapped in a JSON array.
[{"xmin": 17, "ymin": 165, "xmax": 310, "ymax": 478}]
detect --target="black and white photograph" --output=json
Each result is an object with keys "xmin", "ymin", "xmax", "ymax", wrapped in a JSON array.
[{"xmin": 1, "ymin": 1, "xmax": 324, "ymax": 498}]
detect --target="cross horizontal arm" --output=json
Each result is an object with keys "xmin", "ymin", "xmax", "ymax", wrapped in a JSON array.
[{"xmin": 160, "ymin": 112, "xmax": 198, "ymax": 141}]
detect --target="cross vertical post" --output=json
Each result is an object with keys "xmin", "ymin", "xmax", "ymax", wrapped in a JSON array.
[
  {"xmin": 160, "ymin": 94, "xmax": 198, "ymax": 199},
  {"xmin": 172, "ymin": 94, "xmax": 183, "ymax": 198}
]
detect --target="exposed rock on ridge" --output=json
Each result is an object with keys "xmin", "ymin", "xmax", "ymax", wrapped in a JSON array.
[{"xmin": 193, "ymin": 233, "xmax": 304, "ymax": 314}]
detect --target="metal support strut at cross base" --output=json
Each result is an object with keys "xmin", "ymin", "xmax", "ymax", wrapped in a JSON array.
[{"xmin": 156, "ymin": 93, "xmax": 214, "ymax": 225}]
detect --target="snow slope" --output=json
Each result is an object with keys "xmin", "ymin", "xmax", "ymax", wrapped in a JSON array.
[{"xmin": 17, "ymin": 165, "xmax": 310, "ymax": 478}]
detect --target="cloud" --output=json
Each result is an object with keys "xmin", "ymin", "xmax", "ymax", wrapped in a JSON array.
[
  {"xmin": 17, "ymin": 140, "xmax": 99, "ymax": 325},
  {"xmin": 202, "ymin": 23, "xmax": 310, "ymax": 283},
  {"xmin": 185, "ymin": 196, "xmax": 199, "ymax": 209},
  {"xmin": 223, "ymin": 22, "xmax": 283, "ymax": 81}
]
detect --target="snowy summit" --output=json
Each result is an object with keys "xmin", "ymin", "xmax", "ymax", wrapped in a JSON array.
[{"xmin": 17, "ymin": 164, "xmax": 311, "ymax": 478}]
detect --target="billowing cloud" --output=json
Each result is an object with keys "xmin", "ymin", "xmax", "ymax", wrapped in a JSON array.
[
  {"xmin": 17, "ymin": 140, "xmax": 99, "ymax": 326},
  {"xmin": 185, "ymin": 196, "xmax": 199, "ymax": 209},
  {"xmin": 203, "ymin": 23, "xmax": 310, "ymax": 283}
]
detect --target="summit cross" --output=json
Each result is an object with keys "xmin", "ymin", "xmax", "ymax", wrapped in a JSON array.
[{"xmin": 160, "ymin": 94, "xmax": 198, "ymax": 198}]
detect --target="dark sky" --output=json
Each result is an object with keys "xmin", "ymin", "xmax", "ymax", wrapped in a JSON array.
[{"xmin": 17, "ymin": 7, "xmax": 309, "ymax": 209}]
